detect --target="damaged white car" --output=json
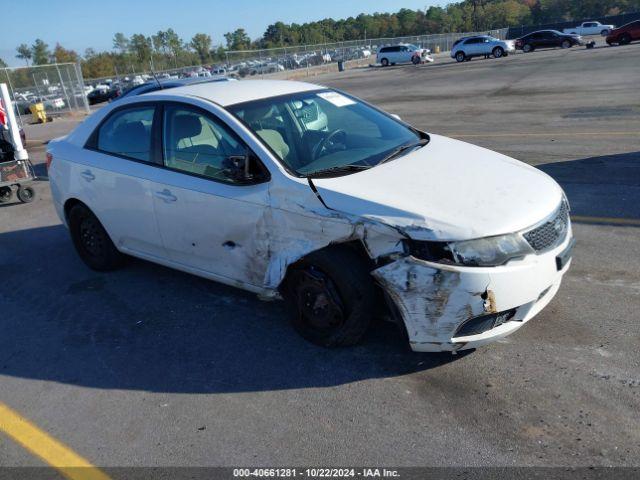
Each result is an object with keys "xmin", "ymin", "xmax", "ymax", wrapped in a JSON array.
[{"xmin": 47, "ymin": 80, "xmax": 574, "ymax": 352}]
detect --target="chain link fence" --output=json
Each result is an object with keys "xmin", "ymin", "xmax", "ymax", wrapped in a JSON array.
[
  {"xmin": 1, "ymin": 63, "xmax": 90, "ymax": 126},
  {"xmin": 225, "ymin": 28, "xmax": 509, "ymax": 78}
]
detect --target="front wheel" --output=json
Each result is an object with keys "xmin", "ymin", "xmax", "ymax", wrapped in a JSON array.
[
  {"xmin": 380, "ymin": 58, "xmax": 389, "ymax": 67},
  {"xmin": 523, "ymin": 43, "xmax": 533, "ymax": 53},
  {"xmin": 282, "ymin": 247, "xmax": 375, "ymax": 348},
  {"xmin": 492, "ymin": 46, "xmax": 504, "ymax": 58},
  {"xmin": 68, "ymin": 204, "xmax": 124, "ymax": 271},
  {"xmin": 561, "ymin": 40, "xmax": 572, "ymax": 49},
  {"xmin": 455, "ymin": 51, "xmax": 466, "ymax": 62}
]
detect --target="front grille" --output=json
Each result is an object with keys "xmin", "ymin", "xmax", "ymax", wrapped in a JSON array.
[{"xmin": 523, "ymin": 200, "xmax": 569, "ymax": 252}]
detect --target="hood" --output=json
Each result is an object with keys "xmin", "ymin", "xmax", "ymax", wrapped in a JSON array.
[{"xmin": 311, "ymin": 134, "xmax": 563, "ymax": 241}]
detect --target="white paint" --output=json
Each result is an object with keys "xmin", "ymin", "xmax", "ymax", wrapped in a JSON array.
[
  {"xmin": 48, "ymin": 80, "xmax": 573, "ymax": 351},
  {"xmin": 313, "ymin": 134, "xmax": 563, "ymax": 241}
]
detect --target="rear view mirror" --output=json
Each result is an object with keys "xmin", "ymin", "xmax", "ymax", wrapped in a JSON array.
[{"xmin": 222, "ymin": 155, "xmax": 250, "ymax": 183}]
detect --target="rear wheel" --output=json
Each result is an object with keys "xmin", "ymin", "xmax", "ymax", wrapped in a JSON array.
[
  {"xmin": 619, "ymin": 33, "xmax": 632, "ymax": 45},
  {"xmin": 523, "ymin": 43, "xmax": 533, "ymax": 53},
  {"xmin": 16, "ymin": 186, "xmax": 35, "ymax": 203},
  {"xmin": 492, "ymin": 46, "xmax": 504, "ymax": 58},
  {"xmin": 561, "ymin": 39, "xmax": 572, "ymax": 49},
  {"xmin": 282, "ymin": 246, "xmax": 375, "ymax": 348},
  {"xmin": 68, "ymin": 204, "xmax": 124, "ymax": 271},
  {"xmin": 380, "ymin": 58, "xmax": 389, "ymax": 67},
  {"xmin": 600, "ymin": 29, "xmax": 609, "ymax": 36},
  {"xmin": 455, "ymin": 51, "xmax": 466, "ymax": 62},
  {"xmin": 0, "ymin": 186, "xmax": 12, "ymax": 203}
]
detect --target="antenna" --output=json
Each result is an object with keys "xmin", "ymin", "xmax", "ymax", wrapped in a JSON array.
[{"xmin": 149, "ymin": 60, "xmax": 163, "ymax": 90}]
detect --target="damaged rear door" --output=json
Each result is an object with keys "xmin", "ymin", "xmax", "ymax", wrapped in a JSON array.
[{"xmin": 151, "ymin": 102, "xmax": 271, "ymax": 286}]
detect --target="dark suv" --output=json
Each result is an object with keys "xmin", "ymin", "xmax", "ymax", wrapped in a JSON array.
[
  {"xmin": 515, "ymin": 30, "xmax": 583, "ymax": 52},
  {"xmin": 606, "ymin": 20, "xmax": 640, "ymax": 45}
]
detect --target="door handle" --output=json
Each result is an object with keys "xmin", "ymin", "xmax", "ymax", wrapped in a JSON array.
[
  {"xmin": 80, "ymin": 170, "xmax": 95, "ymax": 181},
  {"xmin": 154, "ymin": 189, "xmax": 177, "ymax": 203}
]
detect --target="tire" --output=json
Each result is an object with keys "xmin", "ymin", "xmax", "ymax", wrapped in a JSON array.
[
  {"xmin": 561, "ymin": 39, "xmax": 572, "ymax": 49},
  {"xmin": 16, "ymin": 186, "xmax": 35, "ymax": 203},
  {"xmin": 282, "ymin": 246, "xmax": 376, "ymax": 348},
  {"xmin": 523, "ymin": 43, "xmax": 533, "ymax": 53},
  {"xmin": 619, "ymin": 33, "xmax": 631, "ymax": 45},
  {"xmin": 0, "ymin": 186, "xmax": 12, "ymax": 203},
  {"xmin": 455, "ymin": 51, "xmax": 466, "ymax": 62},
  {"xmin": 601, "ymin": 29, "xmax": 609, "ymax": 36},
  {"xmin": 492, "ymin": 46, "xmax": 504, "ymax": 58},
  {"xmin": 380, "ymin": 58, "xmax": 389, "ymax": 67},
  {"xmin": 68, "ymin": 203, "xmax": 124, "ymax": 271}
]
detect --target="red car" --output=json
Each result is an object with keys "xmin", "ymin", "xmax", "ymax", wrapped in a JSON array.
[{"xmin": 606, "ymin": 19, "xmax": 640, "ymax": 45}]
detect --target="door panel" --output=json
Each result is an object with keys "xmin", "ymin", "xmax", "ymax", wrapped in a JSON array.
[
  {"xmin": 78, "ymin": 104, "xmax": 165, "ymax": 258},
  {"xmin": 153, "ymin": 103, "xmax": 271, "ymax": 286},
  {"xmin": 151, "ymin": 172, "xmax": 269, "ymax": 284},
  {"xmin": 76, "ymin": 152, "xmax": 165, "ymax": 258}
]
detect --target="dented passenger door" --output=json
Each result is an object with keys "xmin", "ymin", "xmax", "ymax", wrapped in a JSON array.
[{"xmin": 151, "ymin": 102, "xmax": 271, "ymax": 287}]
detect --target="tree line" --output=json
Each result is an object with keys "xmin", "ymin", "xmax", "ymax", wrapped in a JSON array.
[{"xmin": 3, "ymin": 0, "xmax": 639, "ymax": 79}]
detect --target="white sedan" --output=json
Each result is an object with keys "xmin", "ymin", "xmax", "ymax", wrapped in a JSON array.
[{"xmin": 47, "ymin": 80, "xmax": 573, "ymax": 352}]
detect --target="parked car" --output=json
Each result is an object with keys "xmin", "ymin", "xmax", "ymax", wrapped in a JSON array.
[
  {"xmin": 377, "ymin": 44, "xmax": 431, "ymax": 66},
  {"xmin": 516, "ymin": 30, "xmax": 583, "ymax": 52},
  {"xmin": 115, "ymin": 76, "xmax": 234, "ymax": 102},
  {"xmin": 47, "ymin": 80, "xmax": 573, "ymax": 353},
  {"xmin": 451, "ymin": 36, "xmax": 515, "ymax": 62},
  {"xmin": 563, "ymin": 21, "xmax": 615, "ymax": 36},
  {"xmin": 87, "ymin": 87, "xmax": 119, "ymax": 105},
  {"xmin": 606, "ymin": 20, "xmax": 640, "ymax": 45}
]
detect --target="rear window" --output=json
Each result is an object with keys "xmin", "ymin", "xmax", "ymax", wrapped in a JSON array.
[{"xmin": 96, "ymin": 106, "xmax": 155, "ymax": 162}]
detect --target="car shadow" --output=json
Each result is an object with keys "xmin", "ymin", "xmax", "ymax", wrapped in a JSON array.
[
  {"xmin": 0, "ymin": 224, "xmax": 467, "ymax": 394},
  {"xmin": 537, "ymin": 151, "xmax": 640, "ymax": 221}
]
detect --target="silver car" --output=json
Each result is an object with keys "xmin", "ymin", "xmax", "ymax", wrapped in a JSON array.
[{"xmin": 451, "ymin": 35, "xmax": 515, "ymax": 62}]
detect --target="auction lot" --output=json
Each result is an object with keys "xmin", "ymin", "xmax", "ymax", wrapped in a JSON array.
[{"xmin": 1, "ymin": 42, "xmax": 639, "ymax": 472}]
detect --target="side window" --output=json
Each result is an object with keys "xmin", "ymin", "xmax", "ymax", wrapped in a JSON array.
[
  {"xmin": 379, "ymin": 47, "xmax": 388, "ymax": 53},
  {"xmin": 163, "ymin": 105, "xmax": 251, "ymax": 183},
  {"xmin": 97, "ymin": 106, "xmax": 155, "ymax": 162}
]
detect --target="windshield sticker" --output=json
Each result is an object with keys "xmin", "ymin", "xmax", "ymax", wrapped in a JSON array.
[{"xmin": 317, "ymin": 91, "xmax": 356, "ymax": 107}]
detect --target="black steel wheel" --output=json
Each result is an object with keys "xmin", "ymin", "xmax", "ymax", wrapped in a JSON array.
[
  {"xmin": 282, "ymin": 246, "xmax": 376, "ymax": 348},
  {"xmin": 0, "ymin": 186, "xmax": 12, "ymax": 203},
  {"xmin": 16, "ymin": 186, "xmax": 35, "ymax": 203},
  {"xmin": 68, "ymin": 203, "xmax": 124, "ymax": 271}
]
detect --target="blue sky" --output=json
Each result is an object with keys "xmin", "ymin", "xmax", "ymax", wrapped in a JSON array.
[{"xmin": 2, "ymin": 0, "xmax": 439, "ymax": 66}]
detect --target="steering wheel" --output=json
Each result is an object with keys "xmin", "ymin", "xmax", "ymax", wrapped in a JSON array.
[{"xmin": 312, "ymin": 129, "xmax": 347, "ymax": 160}]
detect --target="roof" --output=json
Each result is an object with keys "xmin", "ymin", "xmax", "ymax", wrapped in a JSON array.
[{"xmin": 148, "ymin": 79, "xmax": 324, "ymax": 107}]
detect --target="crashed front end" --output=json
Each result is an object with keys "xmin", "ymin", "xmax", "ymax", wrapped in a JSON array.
[{"xmin": 371, "ymin": 202, "xmax": 574, "ymax": 352}]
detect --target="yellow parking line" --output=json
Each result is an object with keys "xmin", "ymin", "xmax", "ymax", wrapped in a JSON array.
[
  {"xmin": 0, "ymin": 402, "xmax": 111, "ymax": 480},
  {"xmin": 571, "ymin": 215, "xmax": 640, "ymax": 226},
  {"xmin": 451, "ymin": 132, "xmax": 638, "ymax": 138}
]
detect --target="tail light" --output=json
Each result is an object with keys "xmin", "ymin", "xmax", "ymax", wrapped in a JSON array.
[{"xmin": 46, "ymin": 152, "xmax": 53, "ymax": 171}]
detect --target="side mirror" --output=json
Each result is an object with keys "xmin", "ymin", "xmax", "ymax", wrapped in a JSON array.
[
  {"xmin": 390, "ymin": 113, "xmax": 402, "ymax": 121},
  {"xmin": 222, "ymin": 155, "xmax": 250, "ymax": 183}
]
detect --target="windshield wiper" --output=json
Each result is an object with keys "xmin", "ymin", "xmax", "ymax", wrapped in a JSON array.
[
  {"xmin": 306, "ymin": 164, "xmax": 371, "ymax": 178},
  {"xmin": 378, "ymin": 138, "xmax": 429, "ymax": 165}
]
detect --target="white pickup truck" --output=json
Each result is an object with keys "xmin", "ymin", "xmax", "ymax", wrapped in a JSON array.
[{"xmin": 563, "ymin": 21, "xmax": 615, "ymax": 36}]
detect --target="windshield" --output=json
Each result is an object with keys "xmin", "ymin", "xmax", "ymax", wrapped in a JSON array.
[{"xmin": 227, "ymin": 89, "xmax": 423, "ymax": 177}]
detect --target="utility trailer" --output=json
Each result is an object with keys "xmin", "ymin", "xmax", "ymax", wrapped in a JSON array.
[{"xmin": 0, "ymin": 83, "xmax": 36, "ymax": 204}]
